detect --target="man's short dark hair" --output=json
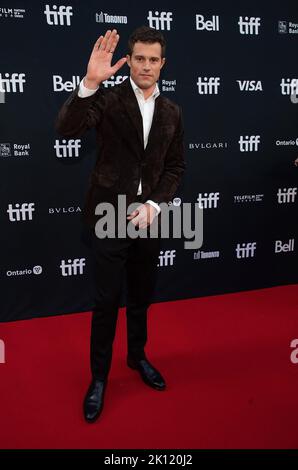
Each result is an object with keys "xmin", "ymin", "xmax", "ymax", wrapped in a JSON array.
[{"xmin": 128, "ymin": 26, "xmax": 166, "ymax": 58}]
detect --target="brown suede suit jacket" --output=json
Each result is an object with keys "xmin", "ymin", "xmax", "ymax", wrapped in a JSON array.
[{"xmin": 55, "ymin": 78, "xmax": 185, "ymax": 227}]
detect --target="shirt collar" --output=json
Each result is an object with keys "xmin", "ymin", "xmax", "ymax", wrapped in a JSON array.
[{"xmin": 130, "ymin": 77, "xmax": 160, "ymax": 100}]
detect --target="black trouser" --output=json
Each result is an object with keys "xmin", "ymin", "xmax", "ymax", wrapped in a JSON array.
[{"xmin": 89, "ymin": 205, "xmax": 161, "ymax": 380}]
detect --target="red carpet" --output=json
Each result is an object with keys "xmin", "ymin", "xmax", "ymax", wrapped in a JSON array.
[{"xmin": 0, "ymin": 285, "xmax": 298, "ymax": 449}]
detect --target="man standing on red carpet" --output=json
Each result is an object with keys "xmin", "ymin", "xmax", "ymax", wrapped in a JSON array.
[{"xmin": 56, "ymin": 26, "xmax": 185, "ymax": 422}]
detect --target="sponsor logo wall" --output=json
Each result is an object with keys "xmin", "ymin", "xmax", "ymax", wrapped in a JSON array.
[{"xmin": 0, "ymin": 1, "xmax": 297, "ymax": 321}]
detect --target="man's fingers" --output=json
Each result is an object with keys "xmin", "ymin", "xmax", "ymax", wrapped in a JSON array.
[
  {"xmin": 111, "ymin": 57, "xmax": 127, "ymax": 74},
  {"xmin": 92, "ymin": 35, "xmax": 103, "ymax": 52},
  {"xmin": 99, "ymin": 30, "xmax": 112, "ymax": 51},
  {"xmin": 106, "ymin": 29, "xmax": 119, "ymax": 53}
]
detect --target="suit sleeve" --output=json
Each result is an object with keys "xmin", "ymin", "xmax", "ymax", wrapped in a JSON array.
[
  {"xmin": 55, "ymin": 84, "xmax": 106, "ymax": 138},
  {"xmin": 148, "ymin": 106, "xmax": 186, "ymax": 204}
]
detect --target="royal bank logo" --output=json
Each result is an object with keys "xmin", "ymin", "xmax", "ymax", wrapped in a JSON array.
[
  {"xmin": 102, "ymin": 75, "xmax": 128, "ymax": 88},
  {"xmin": 236, "ymin": 242, "xmax": 257, "ymax": 259},
  {"xmin": 53, "ymin": 74, "xmax": 80, "ymax": 92},
  {"xmin": 238, "ymin": 16, "xmax": 261, "ymax": 35},
  {"xmin": 280, "ymin": 78, "xmax": 298, "ymax": 96},
  {"xmin": 147, "ymin": 11, "xmax": 173, "ymax": 30},
  {"xmin": 0, "ymin": 7, "xmax": 25, "ymax": 19},
  {"xmin": 161, "ymin": 79, "xmax": 176, "ymax": 92},
  {"xmin": 197, "ymin": 192, "xmax": 220, "ymax": 209},
  {"xmin": 7, "ymin": 203, "xmax": 35, "ymax": 221},
  {"xmin": 6, "ymin": 265, "xmax": 43, "ymax": 277},
  {"xmin": 0, "ymin": 73, "xmax": 26, "ymax": 93},
  {"xmin": 278, "ymin": 20, "xmax": 298, "ymax": 34},
  {"xmin": 44, "ymin": 4, "xmax": 73, "ymax": 26},
  {"xmin": 95, "ymin": 11, "xmax": 127, "ymax": 24},
  {"xmin": 239, "ymin": 135, "xmax": 261, "ymax": 152},
  {"xmin": 197, "ymin": 77, "xmax": 220, "ymax": 94},
  {"xmin": 60, "ymin": 258, "xmax": 86, "ymax": 276},
  {"xmin": 277, "ymin": 187, "xmax": 297, "ymax": 204},
  {"xmin": 237, "ymin": 80, "xmax": 263, "ymax": 92},
  {"xmin": 158, "ymin": 250, "xmax": 176, "ymax": 267},
  {"xmin": 54, "ymin": 139, "xmax": 81, "ymax": 158},
  {"xmin": 0, "ymin": 143, "xmax": 31, "ymax": 157},
  {"xmin": 195, "ymin": 14, "xmax": 220, "ymax": 31}
]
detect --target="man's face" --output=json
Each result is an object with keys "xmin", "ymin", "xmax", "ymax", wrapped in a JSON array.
[{"xmin": 126, "ymin": 41, "xmax": 165, "ymax": 91}]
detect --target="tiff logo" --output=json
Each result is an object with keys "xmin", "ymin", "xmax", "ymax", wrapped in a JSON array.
[
  {"xmin": 277, "ymin": 187, "xmax": 297, "ymax": 203},
  {"xmin": 280, "ymin": 78, "xmax": 298, "ymax": 96},
  {"xmin": 102, "ymin": 75, "xmax": 128, "ymax": 88},
  {"xmin": 158, "ymin": 250, "xmax": 176, "ymax": 267},
  {"xmin": 0, "ymin": 339, "xmax": 5, "ymax": 364},
  {"xmin": 196, "ymin": 14, "xmax": 220, "ymax": 31},
  {"xmin": 7, "ymin": 203, "xmax": 35, "ymax": 221},
  {"xmin": 239, "ymin": 135, "xmax": 260, "ymax": 152},
  {"xmin": 238, "ymin": 16, "xmax": 261, "ymax": 35},
  {"xmin": 197, "ymin": 192, "xmax": 219, "ymax": 209},
  {"xmin": 60, "ymin": 258, "xmax": 86, "ymax": 276},
  {"xmin": 0, "ymin": 73, "xmax": 26, "ymax": 93},
  {"xmin": 197, "ymin": 77, "xmax": 220, "ymax": 94},
  {"xmin": 44, "ymin": 4, "xmax": 73, "ymax": 26},
  {"xmin": 147, "ymin": 11, "xmax": 173, "ymax": 30},
  {"xmin": 54, "ymin": 139, "xmax": 81, "ymax": 157},
  {"xmin": 236, "ymin": 242, "xmax": 257, "ymax": 259}
]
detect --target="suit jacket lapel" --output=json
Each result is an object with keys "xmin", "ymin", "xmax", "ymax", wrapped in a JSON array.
[
  {"xmin": 145, "ymin": 95, "xmax": 163, "ymax": 155},
  {"xmin": 118, "ymin": 79, "xmax": 144, "ymax": 148}
]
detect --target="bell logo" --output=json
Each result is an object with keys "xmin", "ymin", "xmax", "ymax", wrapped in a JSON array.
[{"xmin": 196, "ymin": 14, "xmax": 220, "ymax": 31}]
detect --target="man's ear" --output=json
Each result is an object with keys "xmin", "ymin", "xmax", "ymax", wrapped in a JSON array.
[
  {"xmin": 160, "ymin": 57, "xmax": 166, "ymax": 69},
  {"xmin": 126, "ymin": 54, "xmax": 131, "ymax": 67}
]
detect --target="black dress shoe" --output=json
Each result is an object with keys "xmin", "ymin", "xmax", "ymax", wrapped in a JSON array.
[
  {"xmin": 127, "ymin": 357, "xmax": 166, "ymax": 391},
  {"xmin": 83, "ymin": 379, "xmax": 107, "ymax": 423}
]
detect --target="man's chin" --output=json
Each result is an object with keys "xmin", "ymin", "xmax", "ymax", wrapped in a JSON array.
[{"xmin": 135, "ymin": 78, "xmax": 155, "ymax": 89}]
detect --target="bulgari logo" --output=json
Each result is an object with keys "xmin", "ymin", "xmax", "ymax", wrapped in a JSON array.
[
  {"xmin": 189, "ymin": 142, "xmax": 228, "ymax": 150},
  {"xmin": 48, "ymin": 206, "xmax": 82, "ymax": 215}
]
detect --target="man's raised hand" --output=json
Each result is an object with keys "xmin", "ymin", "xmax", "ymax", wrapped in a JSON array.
[{"xmin": 84, "ymin": 29, "xmax": 127, "ymax": 89}]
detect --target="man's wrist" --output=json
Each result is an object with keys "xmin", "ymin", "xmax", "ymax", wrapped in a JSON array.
[
  {"xmin": 78, "ymin": 77, "xmax": 99, "ymax": 98},
  {"xmin": 83, "ymin": 76, "xmax": 100, "ymax": 90},
  {"xmin": 146, "ymin": 200, "xmax": 161, "ymax": 215}
]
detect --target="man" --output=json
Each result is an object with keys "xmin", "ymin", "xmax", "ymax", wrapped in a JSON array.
[{"xmin": 56, "ymin": 26, "xmax": 185, "ymax": 423}]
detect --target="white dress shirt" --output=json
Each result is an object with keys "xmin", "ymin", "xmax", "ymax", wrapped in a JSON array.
[{"xmin": 78, "ymin": 77, "xmax": 161, "ymax": 215}]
